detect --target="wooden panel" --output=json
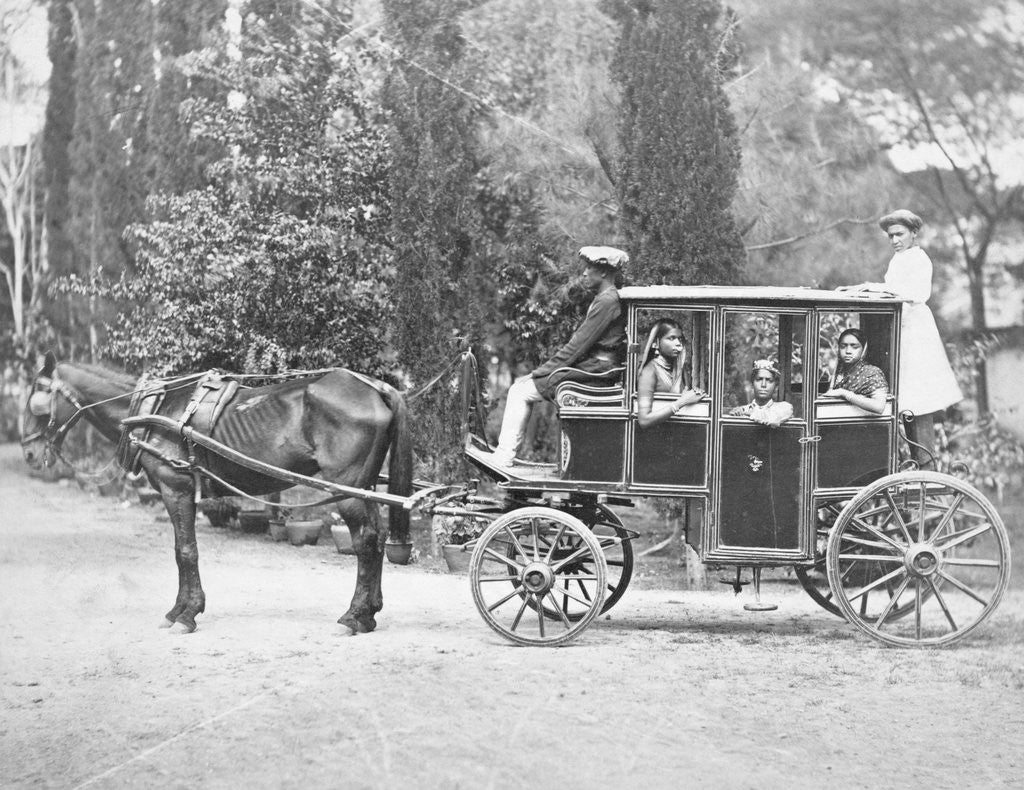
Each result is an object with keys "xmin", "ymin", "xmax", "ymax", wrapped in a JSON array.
[
  {"xmin": 559, "ymin": 418, "xmax": 625, "ymax": 483},
  {"xmin": 633, "ymin": 421, "xmax": 708, "ymax": 487},
  {"xmin": 817, "ymin": 422, "xmax": 891, "ymax": 488},
  {"xmin": 718, "ymin": 423, "xmax": 802, "ymax": 549}
]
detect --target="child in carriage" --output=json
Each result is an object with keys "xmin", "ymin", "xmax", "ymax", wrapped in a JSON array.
[{"xmin": 729, "ymin": 359, "xmax": 793, "ymax": 427}]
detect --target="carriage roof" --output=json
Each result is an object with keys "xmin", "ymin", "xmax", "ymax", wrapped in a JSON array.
[{"xmin": 617, "ymin": 284, "xmax": 908, "ymax": 307}]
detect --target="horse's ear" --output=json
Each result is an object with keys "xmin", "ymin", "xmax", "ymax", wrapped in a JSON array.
[{"xmin": 40, "ymin": 351, "xmax": 56, "ymax": 377}]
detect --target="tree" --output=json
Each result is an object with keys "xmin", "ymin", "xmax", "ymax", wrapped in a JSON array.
[
  {"xmin": 603, "ymin": 0, "xmax": 746, "ymax": 285},
  {"xmin": 143, "ymin": 0, "xmax": 229, "ymax": 195},
  {"xmin": 0, "ymin": 0, "xmax": 48, "ymax": 354},
  {"xmin": 779, "ymin": 0, "xmax": 1024, "ymax": 411},
  {"xmin": 64, "ymin": 0, "xmax": 155, "ymax": 360},
  {"xmin": 383, "ymin": 0, "xmax": 490, "ymax": 477},
  {"xmin": 726, "ymin": 0, "xmax": 904, "ymax": 289},
  {"xmin": 73, "ymin": 0, "xmax": 394, "ymax": 377}
]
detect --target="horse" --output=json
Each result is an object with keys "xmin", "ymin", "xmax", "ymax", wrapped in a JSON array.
[{"xmin": 20, "ymin": 351, "xmax": 413, "ymax": 635}]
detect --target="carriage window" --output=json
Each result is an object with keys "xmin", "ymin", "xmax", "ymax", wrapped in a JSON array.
[
  {"xmin": 633, "ymin": 309, "xmax": 711, "ymax": 394},
  {"xmin": 722, "ymin": 311, "xmax": 805, "ymax": 419},
  {"xmin": 818, "ymin": 312, "xmax": 895, "ymax": 398}
]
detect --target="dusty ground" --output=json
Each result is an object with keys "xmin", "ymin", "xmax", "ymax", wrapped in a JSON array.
[{"xmin": 2, "ymin": 441, "xmax": 1023, "ymax": 790}]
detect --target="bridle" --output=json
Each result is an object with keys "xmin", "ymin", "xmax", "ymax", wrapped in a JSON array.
[{"xmin": 20, "ymin": 375, "xmax": 90, "ymax": 466}]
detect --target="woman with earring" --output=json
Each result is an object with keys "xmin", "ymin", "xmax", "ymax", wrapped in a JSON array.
[
  {"xmin": 636, "ymin": 318, "xmax": 705, "ymax": 428},
  {"xmin": 839, "ymin": 209, "xmax": 962, "ymax": 455}
]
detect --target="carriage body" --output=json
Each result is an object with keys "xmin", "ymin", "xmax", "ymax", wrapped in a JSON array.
[
  {"xmin": 462, "ymin": 286, "xmax": 1011, "ymax": 646},
  {"xmin": 469, "ymin": 285, "xmax": 906, "ymax": 566}
]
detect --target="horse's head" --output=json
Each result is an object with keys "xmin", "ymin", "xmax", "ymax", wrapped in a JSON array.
[{"xmin": 21, "ymin": 352, "xmax": 84, "ymax": 469}]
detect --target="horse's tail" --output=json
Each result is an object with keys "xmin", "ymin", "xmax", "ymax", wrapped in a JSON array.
[{"xmin": 384, "ymin": 386, "xmax": 413, "ymax": 542}]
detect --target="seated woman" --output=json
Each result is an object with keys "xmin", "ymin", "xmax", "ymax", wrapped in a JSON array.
[
  {"xmin": 823, "ymin": 328, "xmax": 889, "ymax": 415},
  {"xmin": 636, "ymin": 318, "xmax": 705, "ymax": 428},
  {"xmin": 729, "ymin": 359, "xmax": 794, "ymax": 427}
]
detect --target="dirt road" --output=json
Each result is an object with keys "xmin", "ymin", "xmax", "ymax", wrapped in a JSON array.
[{"xmin": 1, "ymin": 442, "xmax": 1022, "ymax": 789}]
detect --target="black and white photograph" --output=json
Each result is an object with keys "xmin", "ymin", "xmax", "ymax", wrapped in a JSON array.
[{"xmin": 2, "ymin": 0, "xmax": 1022, "ymax": 787}]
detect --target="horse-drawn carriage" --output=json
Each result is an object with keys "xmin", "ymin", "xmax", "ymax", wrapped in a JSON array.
[
  {"xmin": 21, "ymin": 286, "xmax": 1011, "ymax": 647},
  {"xmin": 454, "ymin": 286, "xmax": 1012, "ymax": 646}
]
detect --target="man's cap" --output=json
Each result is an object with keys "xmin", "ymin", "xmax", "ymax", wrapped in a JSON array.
[
  {"xmin": 578, "ymin": 246, "xmax": 629, "ymax": 269},
  {"xmin": 878, "ymin": 209, "xmax": 923, "ymax": 232}
]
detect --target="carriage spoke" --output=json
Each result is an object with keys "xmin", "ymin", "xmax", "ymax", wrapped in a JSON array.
[
  {"xmin": 846, "ymin": 566, "xmax": 906, "ymax": 604},
  {"xmin": 873, "ymin": 576, "xmax": 911, "ymax": 629},
  {"xmin": 537, "ymin": 597, "xmax": 545, "ymax": 637},
  {"xmin": 540, "ymin": 590, "xmax": 573, "ymax": 628},
  {"xmin": 574, "ymin": 577, "xmax": 594, "ymax": 603},
  {"xmin": 840, "ymin": 533, "xmax": 900, "ymax": 552},
  {"xmin": 551, "ymin": 545, "xmax": 595, "ymax": 573},
  {"xmin": 943, "ymin": 558, "xmax": 1001, "ymax": 568},
  {"xmin": 487, "ymin": 587, "xmax": 530, "ymax": 611},
  {"xmin": 927, "ymin": 492, "xmax": 964, "ymax": 544},
  {"xmin": 837, "ymin": 553, "xmax": 903, "ymax": 563},
  {"xmin": 928, "ymin": 577, "xmax": 958, "ymax": 631},
  {"xmin": 882, "ymin": 490, "xmax": 914, "ymax": 545},
  {"xmin": 543, "ymin": 523, "xmax": 567, "ymax": 563},
  {"xmin": 548, "ymin": 583, "xmax": 601, "ymax": 608},
  {"xmin": 850, "ymin": 514, "xmax": 906, "ymax": 551},
  {"xmin": 935, "ymin": 522, "xmax": 992, "ymax": 552},
  {"xmin": 510, "ymin": 596, "xmax": 531, "ymax": 631},
  {"xmin": 478, "ymin": 574, "xmax": 520, "ymax": 583},
  {"xmin": 915, "ymin": 579, "xmax": 923, "ymax": 640},
  {"xmin": 531, "ymin": 518, "xmax": 541, "ymax": 561},
  {"xmin": 483, "ymin": 545, "xmax": 525, "ymax": 571},
  {"xmin": 917, "ymin": 483, "xmax": 927, "ymax": 542},
  {"xmin": 936, "ymin": 569, "xmax": 991, "ymax": 606},
  {"xmin": 503, "ymin": 525, "xmax": 530, "ymax": 561}
]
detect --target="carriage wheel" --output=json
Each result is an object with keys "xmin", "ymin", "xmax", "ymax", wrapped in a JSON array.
[
  {"xmin": 795, "ymin": 500, "xmax": 920, "ymax": 622},
  {"xmin": 520, "ymin": 504, "xmax": 632, "ymax": 621},
  {"xmin": 470, "ymin": 507, "xmax": 607, "ymax": 646},
  {"xmin": 536, "ymin": 504, "xmax": 630, "ymax": 622},
  {"xmin": 826, "ymin": 471, "xmax": 1011, "ymax": 647}
]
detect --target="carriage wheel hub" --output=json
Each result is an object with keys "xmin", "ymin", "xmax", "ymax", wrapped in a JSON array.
[
  {"xmin": 904, "ymin": 544, "xmax": 941, "ymax": 578},
  {"xmin": 521, "ymin": 562, "xmax": 555, "ymax": 595}
]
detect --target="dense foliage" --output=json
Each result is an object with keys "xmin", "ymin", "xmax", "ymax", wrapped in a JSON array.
[
  {"xmin": 603, "ymin": 0, "xmax": 746, "ymax": 285},
  {"xmin": 70, "ymin": 0, "xmax": 394, "ymax": 376},
  {"xmin": 383, "ymin": 0, "xmax": 492, "ymax": 475}
]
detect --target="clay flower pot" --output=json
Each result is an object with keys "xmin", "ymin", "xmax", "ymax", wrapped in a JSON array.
[
  {"xmin": 268, "ymin": 518, "xmax": 289, "ymax": 542},
  {"xmin": 441, "ymin": 543, "xmax": 473, "ymax": 574},
  {"xmin": 200, "ymin": 499, "xmax": 239, "ymax": 528},
  {"xmin": 384, "ymin": 541, "xmax": 413, "ymax": 565},
  {"xmin": 286, "ymin": 519, "xmax": 321, "ymax": 546},
  {"xmin": 238, "ymin": 509, "xmax": 271, "ymax": 534},
  {"xmin": 330, "ymin": 523, "xmax": 355, "ymax": 555}
]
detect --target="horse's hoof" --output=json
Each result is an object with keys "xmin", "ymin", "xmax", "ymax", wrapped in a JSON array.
[
  {"xmin": 168, "ymin": 620, "xmax": 196, "ymax": 635},
  {"xmin": 337, "ymin": 623, "xmax": 357, "ymax": 637},
  {"xmin": 158, "ymin": 618, "xmax": 174, "ymax": 629}
]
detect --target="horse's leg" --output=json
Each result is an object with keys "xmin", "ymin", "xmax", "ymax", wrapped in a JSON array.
[
  {"xmin": 336, "ymin": 499, "xmax": 385, "ymax": 634},
  {"xmin": 156, "ymin": 474, "xmax": 206, "ymax": 634}
]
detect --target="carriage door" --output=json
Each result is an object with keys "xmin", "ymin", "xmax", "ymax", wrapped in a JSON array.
[
  {"xmin": 707, "ymin": 309, "xmax": 811, "ymax": 564},
  {"xmin": 813, "ymin": 309, "xmax": 898, "ymax": 493}
]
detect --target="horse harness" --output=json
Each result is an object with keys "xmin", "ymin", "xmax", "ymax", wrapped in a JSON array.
[
  {"xmin": 22, "ymin": 375, "xmax": 90, "ymax": 460},
  {"xmin": 117, "ymin": 371, "xmax": 239, "ymax": 480}
]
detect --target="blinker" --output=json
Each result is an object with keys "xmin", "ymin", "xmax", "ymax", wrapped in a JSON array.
[{"xmin": 29, "ymin": 391, "xmax": 51, "ymax": 417}]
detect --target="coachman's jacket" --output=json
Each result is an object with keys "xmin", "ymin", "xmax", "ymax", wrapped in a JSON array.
[{"xmin": 532, "ymin": 287, "xmax": 626, "ymax": 400}]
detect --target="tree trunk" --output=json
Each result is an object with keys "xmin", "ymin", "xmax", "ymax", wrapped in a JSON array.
[{"xmin": 966, "ymin": 256, "xmax": 989, "ymax": 414}]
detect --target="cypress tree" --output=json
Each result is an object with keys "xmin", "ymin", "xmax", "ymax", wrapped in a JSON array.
[
  {"xmin": 383, "ymin": 0, "xmax": 487, "ymax": 477},
  {"xmin": 145, "ymin": 0, "xmax": 228, "ymax": 195},
  {"xmin": 605, "ymin": 0, "xmax": 745, "ymax": 285},
  {"xmin": 42, "ymin": 0, "xmax": 76, "ymax": 289}
]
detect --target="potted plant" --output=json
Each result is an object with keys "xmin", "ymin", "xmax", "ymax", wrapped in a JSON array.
[{"xmin": 432, "ymin": 514, "xmax": 486, "ymax": 573}]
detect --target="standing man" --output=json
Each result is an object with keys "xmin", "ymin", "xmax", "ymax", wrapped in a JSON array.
[{"xmin": 492, "ymin": 246, "xmax": 629, "ymax": 466}]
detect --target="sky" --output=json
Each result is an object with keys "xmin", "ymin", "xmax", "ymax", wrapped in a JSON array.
[{"xmin": 0, "ymin": 0, "xmax": 51, "ymax": 146}]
